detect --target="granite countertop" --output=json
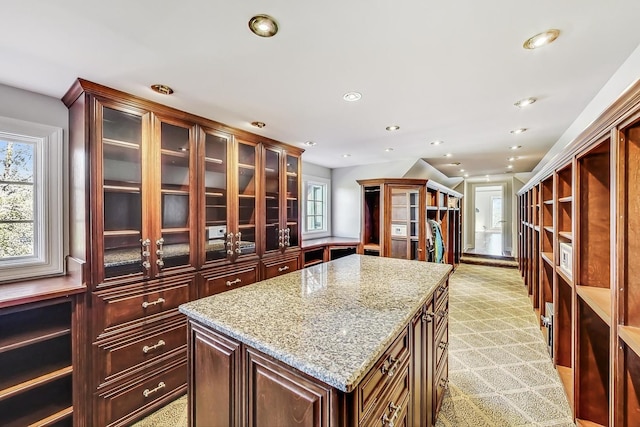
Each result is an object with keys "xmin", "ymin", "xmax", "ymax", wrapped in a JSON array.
[{"xmin": 179, "ymin": 254, "xmax": 452, "ymax": 392}]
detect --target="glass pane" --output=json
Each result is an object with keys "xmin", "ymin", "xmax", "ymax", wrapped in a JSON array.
[
  {"xmin": 286, "ymin": 155, "xmax": 298, "ymax": 198},
  {"xmin": 160, "ymin": 122, "xmax": 191, "ymax": 269},
  {"xmin": 102, "ymin": 107, "xmax": 143, "ymax": 279},
  {"xmin": 0, "ymin": 222, "xmax": 33, "ymax": 258},
  {"xmin": 265, "ymin": 149, "xmax": 280, "ymax": 251},
  {"xmin": 307, "ymin": 201, "xmax": 315, "ymax": 216},
  {"xmin": 0, "ymin": 140, "xmax": 34, "ymax": 182},
  {"xmin": 236, "ymin": 141, "xmax": 257, "ymax": 256},
  {"xmin": 205, "ymin": 132, "xmax": 228, "ymax": 261}
]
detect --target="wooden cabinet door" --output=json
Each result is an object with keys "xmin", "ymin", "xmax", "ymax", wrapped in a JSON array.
[
  {"xmin": 189, "ymin": 322, "xmax": 241, "ymax": 427},
  {"xmin": 246, "ymin": 348, "xmax": 332, "ymax": 427},
  {"xmin": 411, "ymin": 298, "xmax": 434, "ymax": 427}
]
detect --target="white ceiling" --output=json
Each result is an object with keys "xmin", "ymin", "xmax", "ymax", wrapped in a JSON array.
[{"xmin": 2, "ymin": 1, "xmax": 640, "ymax": 177}]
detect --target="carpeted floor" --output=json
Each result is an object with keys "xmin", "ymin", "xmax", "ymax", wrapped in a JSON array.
[{"xmin": 133, "ymin": 263, "xmax": 573, "ymax": 427}]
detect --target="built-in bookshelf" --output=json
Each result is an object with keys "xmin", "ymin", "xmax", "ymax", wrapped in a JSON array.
[{"xmin": 518, "ymin": 79, "xmax": 640, "ymax": 426}]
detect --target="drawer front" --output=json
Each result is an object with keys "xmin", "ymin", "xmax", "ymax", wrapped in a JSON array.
[
  {"xmin": 201, "ymin": 266, "xmax": 258, "ymax": 297},
  {"xmin": 93, "ymin": 275, "xmax": 193, "ymax": 336},
  {"xmin": 434, "ymin": 281, "xmax": 448, "ymax": 311},
  {"xmin": 96, "ymin": 319, "xmax": 187, "ymax": 385},
  {"xmin": 362, "ymin": 361, "xmax": 411, "ymax": 427},
  {"xmin": 435, "ymin": 298, "xmax": 449, "ymax": 334},
  {"xmin": 358, "ymin": 327, "xmax": 410, "ymax": 421},
  {"xmin": 263, "ymin": 257, "xmax": 299, "ymax": 279},
  {"xmin": 435, "ymin": 325, "xmax": 449, "ymax": 372},
  {"xmin": 434, "ymin": 359, "xmax": 449, "ymax": 417},
  {"xmin": 96, "ymin": 361, "xmax": 187, "ymax": 427}
]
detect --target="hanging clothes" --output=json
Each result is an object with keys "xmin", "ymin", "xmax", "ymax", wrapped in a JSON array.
[
  {"xmin": 426, "ymin": 220, "xmax": 435, "ymax": 262},
  {"xmin": 428, "ymin": 219, "xmax": 446, "ymax": 263}
]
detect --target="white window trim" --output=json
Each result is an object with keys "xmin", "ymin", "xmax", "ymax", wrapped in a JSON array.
[
  {"xmin": 0, "ymin": 116, "xmax": 64, "ymax": 282},
  {"xmin": 302, "ymin": 175, "xmax": 331, "ymax": 239}
]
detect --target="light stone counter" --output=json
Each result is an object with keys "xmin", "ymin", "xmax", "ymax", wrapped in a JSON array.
[{"xmin": 179, "ymin": 254, "xmax": 452, "ymax": 392}]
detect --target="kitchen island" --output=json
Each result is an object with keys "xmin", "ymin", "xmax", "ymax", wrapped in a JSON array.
[{"xmin": 179, "ymin": 254, "xmax": 452, "ymax": 427}]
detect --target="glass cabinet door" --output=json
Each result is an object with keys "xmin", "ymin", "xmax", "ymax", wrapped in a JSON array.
[
  {"xmin": 236, "ymin": 140, "xmax": 257, "ymax": 257},
  {"xmin": 203, "ymin": 130, "xmax": 230, "ymax": 261},
  {"xmin": 157, "ymin": 119, "xmax": 195, "ymax": 271},
  {"xmin": 100, "ymin": 105, "xmax": 146, "ymax": 279},
  {"xmin": 264, "ymin": 148, "xmax": 281, "ymax": 252},
  {"xmin": 285, "ymin": 154, "xmax": 299, "ymax": 248},
  {"xmin": 389, "ymin": 187, "xmax": 421, "ymax": 260}
]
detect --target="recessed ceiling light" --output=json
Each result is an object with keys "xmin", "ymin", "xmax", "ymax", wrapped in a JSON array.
[
  {"xmin": 303, "ymin": 141, "xmax": 316, "ymax": 146},
  {"xmin": 508, "ymin": 156, "xmax": 518, "ymax": 161},
  {"xmin": 248, "ymin": 14, "xmax": 278, "ymax": 37},
  {"xmin": 385, "ymin": 148, "xmax": 394, "ymax": 152},
  {"xmin": 251, "ymin": 121, "xmax": 266, "ymax": 128},
  {"xmin": 386, "ymin": 125, "xmax": 400, "ymax": 131},
  {"xmin": 444, "ymin": 153, "xmax": 453, "ymax": 157},
  {"xmin": 510, "ymin": 128, "xmax": 528, "ymax": 134},
  {"xmin": 342, "ymin": 153, "xmax": 351, "ymax": 158},
  {"xmin": 460, "ymin": 169, "xmax": 465, "ymax": 172},
  {"xmin": 150, "ymin": 84, "xmax": 174, "ymax": 95},
  {"xmin": 464, "ymin": 173, "xmax": 469, "ymax": 178},
  {"xmin": 507, "ymin": 164, "xmax": 513, "ymax": 169},
  {"xmin": 509, "ymin": 145, "xmax": 522, "ymax": 150},
  {"xmin": 450, "ymin": 162, "xmax": 461, "ymax": 166},
  {"xmin": 430, "ymin": 140, "xmax": 444, "ymax": 145},
  {"xmin": 343, "ymin": 92, "xmax": 362, "ymax": 102},
  {"xmin": 514, "ymin": 97, "xmax": 537, "ymax": 108},
  {"xmin": 485, "ymin": 175, "xmax": 490, "ymax": 177},
  {"xmin": 523, "ymin": 29, "xmax": 560, "ymax": 50}
]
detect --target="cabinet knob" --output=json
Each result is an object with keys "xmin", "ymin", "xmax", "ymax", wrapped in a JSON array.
[{"xmin": 422, "ymin": 311, "xmax": 434, "ymax": 323}]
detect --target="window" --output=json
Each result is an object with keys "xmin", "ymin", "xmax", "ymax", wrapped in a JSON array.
[
  {"xmin": 491, "ymin": 195, "xmax": 503, "ymax": 229},
  {"xmin": 0, "ymin": 116, "xmax": 64, "ymax": 282},
  {"xmin": 303, "ymin": 176, "xmax": 330, "ymax": 237}
]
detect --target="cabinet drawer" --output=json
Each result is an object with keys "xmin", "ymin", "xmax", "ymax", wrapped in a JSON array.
[
  {"xmin": 435, "ymin": 298, "xmax": 449, "ymax": 334},
  {"xmin": 357, "ymin": 326, "xmax": 410, "ymax": 421},
  {"xmin": 434, "ymin": 360, "xmax": 448, "ymax": 416},
  {"xmin": 200, "ymin": 266, "xmax": 258, "ymax": 297},
  {"xmin": 434, "ymin": 281, "xmax": 448, "ymax": 311},
  {"xmin": 93, "ymin": 275, "xmax": 193, "ymax": 336},
  {"xmin": 263, "ymin": 257, "xmax": 299, "ymax": 279},
  {"xmin": 96, "ymin": 360, "xmax": 186, "ymax": 427},
  {"xmin": 435, "ymin": 325, "xmax": 449, "ymax": 372},
  {"xmin": 96, "ymin": 319, "xmax": 187, "ymax": 385},
  {"xmin": 361, "ymin": 361, "xmax": 410, "ymax": 427}
]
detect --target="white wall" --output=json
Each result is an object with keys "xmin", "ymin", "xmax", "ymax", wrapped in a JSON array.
[
  {"xmin": 331, "ymin": 159, "xmax": 417, "ymax": 238},
  {"xmin": 302, "ymin": 161, "xmax": 331, "ymax": 180}
]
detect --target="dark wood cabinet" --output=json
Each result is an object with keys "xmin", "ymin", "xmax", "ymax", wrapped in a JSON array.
[
  {"xmin": 63, "ymin": 79, "xmax": 303, "ymax": 425},
  {"xmin": 187, "ymin": 277, "xmax": 449, "ymax": 427},
  {"xmin": 358, "ymin": 178, "xmax": 462, "ymax": 267}
]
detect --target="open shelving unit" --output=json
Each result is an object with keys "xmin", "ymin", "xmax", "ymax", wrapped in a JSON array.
[{"xmin": 517, "ymin": 79, "xmax": 640, "ymax": 426}]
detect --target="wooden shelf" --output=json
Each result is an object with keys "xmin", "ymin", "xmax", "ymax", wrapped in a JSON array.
[
  {"xmin": 558, "ymin": 231, "xmax": 573, "ymax": 241},
  {"xmin": 540, "ymin": 252, "xmax": 554, "ymax": 266},
  {"xmin": 619, "ymin": 325, "xmax": 640, "ymax": 358},
  {"xmin": 103, "ymin": 184, "xmax": 140, "ymax": 192},
  {"xmin": 534, "ymin": 225, "xmax": 540, "ymax": 232},
  {"xmin": 556, "ymin": 365, "xmax": 573, "ymax": 410},
  {"xmin": 362, "ymin": 243, "xmax": 380, "ymax": 251},
  {"xmin": 556, "ymin": 266, "xmax": 573, "ymax": 288},
  {"xmin": 543, "ymin": 226, "xmax": 554, "ymax": 233},
  {"xmin": 558, "ymin": 196, "xmax": 573, "ymax": 203},
  {"xmin": 104, "ymin": 229, "xmax": 140, "ymax": 237},
  {"xmin": 576, "ymin": 286, "xmax": 611, "ymax": 326},
  {"xmin": 0, "ymin": 364, "xmax": 72, "ymax": 402},
  {"xmin": 303, "ymin": 259, "xmax": 324, "ymax": 268},
  {"xmin": 3, "ymin": 403, "xmax": 73, "ymax": 427},
  {"xmin": 575, "ymin": 419, "xmax": 605, "ymax": 427},
  {"xmin": 543, "ymin": 199, "xmax": 554, "ymax": 205},
  {"xmin": 204, "ymin": 157, "xmax": 223, "ymax": 164},
  {"xmin": 103, "ymin": 137, "xmax": 139, "ymax": 149},
  {"xmin": 0, "ymin": 325, "xmax": 70, "ymax": 355}
]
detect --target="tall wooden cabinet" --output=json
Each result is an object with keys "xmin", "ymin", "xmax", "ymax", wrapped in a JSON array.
[
  {"xmin": 63, "ymin": 79, "xmax": 302, "ymax": 426},
  {"xmin": 517, "ymin": 78, "xmax": 640, "ymax": 426},
  {"xmin": 358, "ymin": 178, "xmax": 462, "ymax": 267}
]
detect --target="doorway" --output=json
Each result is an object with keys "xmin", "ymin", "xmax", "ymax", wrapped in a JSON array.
[{"xmin": 468, "ymin": 185, "xmax": 505, "ymax": 257}]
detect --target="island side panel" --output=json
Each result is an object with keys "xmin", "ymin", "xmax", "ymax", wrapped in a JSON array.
[{"xmin": 188, "ymin": 322, "xmax": 241, "ymax": 427}]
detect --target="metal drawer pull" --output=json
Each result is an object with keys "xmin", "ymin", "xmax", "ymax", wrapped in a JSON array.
[
  {"xmin": 380, "ymin": 356, "xmax": 400, "ymax": 377},
  {"xmin": 143, "ymin": 381, "xmax": 166, "ymax": 398},
  {"xmin": 422, "ymin": 311, "xmax": 434, "ymax": 323},
  {"xmin": 278, "ymin": 265, "xmax": 289, "ymax": 272},
  {"xmin": 226, "ymin": 278, "xmax": 242, "ymax": 287},
  {"xmin": 143, "ymin": 339, "xmax": 166, "ymax": 354},
  {"xmin": 142, "ymin": 297, "xmax": 165, "ymax": 309},
  {"xmin": 382, "ymin": 401, "xmax": 401, "ymax": 427},
  {"xmin": 438, "ymin": 341, "xmax": 449, "ymax": 350}
]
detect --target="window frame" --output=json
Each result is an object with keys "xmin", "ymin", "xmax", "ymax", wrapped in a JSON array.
[
  {"xmin": 302, "ymin": 175, "xmax": 331, "ymax": 239},
  {"xmin": 0, "ymin": 116, "xmax": 64, "ymax": 282}
]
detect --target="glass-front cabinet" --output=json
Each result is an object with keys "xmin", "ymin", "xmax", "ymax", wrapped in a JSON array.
[
  {"xmin": 262, "ymin": 145, "xmax": 301, "ymax": 254},
  {"xmin": 98, "ymin": 100, "xmax": 197, "ymax": 284},
  {"xmin": 201, "ymin": 131, "xmax": 258, "ymax": 265}
]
